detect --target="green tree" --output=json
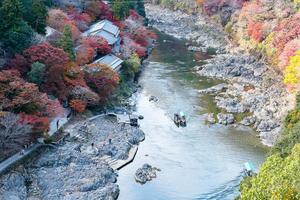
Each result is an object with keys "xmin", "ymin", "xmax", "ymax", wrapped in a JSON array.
[
  {"xmin": 0, "ymin": 0, "xmax": 33, "ymax": 54},
  {"xmin": 136, "ymin": 0, "xmax": 146, "ymax": 17},
  {"xmin": 0, "ymin": 0, "xmax": 23, "ymax": 32},
  {"xmin": 1, "ymin": 21, "xmax": 33, "ymax": 54},
  {"xmin": 22, "ymin": 0, "xmax": 47, "ymax": 34},
  {"xmin": 58, "ymin": 25, "xmax": 76, "ymax": 61},
  {"xmin": 112, "ymin": 0, "xmax": 130, "ymax": 20},
  {"xmin": 27, "ymin": 62, "xmax": 46, "ymax": 85},
  {"xmin": 240, "ymin": 144, "xmax": 300, "ymax": 200}
]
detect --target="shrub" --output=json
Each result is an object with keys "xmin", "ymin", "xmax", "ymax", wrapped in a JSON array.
[
  {"xmin": 273, "ymin": 122, "xmax": 300, "ymax": 158},
  {"xmin": 240, "ymin": 144, "xmax": 300, "ymax": 199}
]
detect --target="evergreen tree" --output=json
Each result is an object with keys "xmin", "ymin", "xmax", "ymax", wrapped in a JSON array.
[
  {"xmin": 58, "ymin": 25, "xmax": 76, "ymax": 61},
  {"xmin": 27, "ymin": 62, "xmax": 46, "ymax": 85},
  {"xmin": 0, "ymin": 0, "xmax": 23, "ymax": 32},
  {"xmin": 2, "ymin": 21, "xmax": 33, "ymax": 54},
  {"xmin": 112, "ymin": 0, "xmax": 130, "ymax": 20},
  {"xmin": 0, "ymin": 0, "xmax": 33, "ymax": 54},
  {"xmin": 22, "ymin": 0, "xmax": 48, "ymax": 34},
  {"xmin": 136, "ymin": 0, "xmax": 146, "ymax": 17}
]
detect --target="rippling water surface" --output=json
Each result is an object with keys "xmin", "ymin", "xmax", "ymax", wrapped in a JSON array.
[{"xmin": 117, "ymin": 31, "xmax": 267, "ymax": 200}]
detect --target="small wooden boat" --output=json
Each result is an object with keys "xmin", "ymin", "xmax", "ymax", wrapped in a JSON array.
[
  {"xmin": 174, "ymin": 112, "xmax": 187, "ymax": 127},
  {"xmin": 244, "ymin": 161, "xmax": 255, "ymax": 177}
]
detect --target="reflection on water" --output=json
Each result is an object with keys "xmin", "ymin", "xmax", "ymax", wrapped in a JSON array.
[{"xmin": 117, "ymin": 31, "xmax": 267, "ymax": 200}]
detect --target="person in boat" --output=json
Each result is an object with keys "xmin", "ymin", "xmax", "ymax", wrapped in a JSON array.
[
  {"xmin": 174, "ymin": 112, "xmax": 187, "ymax": 127},
  {"xmin": 174, "ymin": 113, "xmax": 180, "ymax": 126},
  {"xmin": 179, "ymin": 111, "xmax": 187, "ymax": 126}
]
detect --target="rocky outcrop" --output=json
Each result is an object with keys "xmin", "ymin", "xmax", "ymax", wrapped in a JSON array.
[
  {"xmin": 146, "ymin": 4, "xmax": 228, "ymax": 54},
  {"xmin": 217, "ymin": 113, "xmax": 235, "ymax": 125},
  {"xmin": 135, "ymin": 164, "xmax": 160, "ymax": 184},
  {"xmin": 197, "ymin": 55, "xmax": 294, "ymax": 146},
  {"xmin": 0, "ymin": 115, "xmax": 145, "ymax": 200}
]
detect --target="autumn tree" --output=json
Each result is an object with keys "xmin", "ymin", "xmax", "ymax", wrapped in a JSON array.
[
  {"xmin": 0, "ymin": 113, "xmax": 32, "ymax": 161},
  {"xmin": 70, "ymin": 99, "xmax": 87, "ymax": 113},
  {"xmin": 23, "ymin": 42, "xmax": 69, "ymax": 67},
  {"xmin": 58, "ymin": 25, "xmax": 76, "ymax": 61},
  {"xmin": 84, "ymin": 63, "xmax": 120, "ymax": 101},
  {"xmin": 6, "ymin": 54, "xmax": 30, "ymax": 75}
]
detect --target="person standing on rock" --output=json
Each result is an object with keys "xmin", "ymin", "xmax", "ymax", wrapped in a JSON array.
[{"xmin": 56, "ymin": 120, "xmax": 60, "ymax": 130}]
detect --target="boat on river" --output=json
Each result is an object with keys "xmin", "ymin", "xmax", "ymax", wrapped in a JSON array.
[{"xmin": 174, "ymin": 111, "xmax": 187, "ymax": 127}]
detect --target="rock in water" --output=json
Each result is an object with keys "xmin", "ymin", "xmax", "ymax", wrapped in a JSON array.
[
  {"xmin": 206, "ymin": 113, "xmax": 216, "ymax": 124},
  {"xmin": 217, "ymin": 113, "xmax": 235, "ymax": 125},
  {"xmin": 135, "ymin": 164, "xmax": 160, "ymax": 184},
  {"xmin": 240, "ymin": 116, "xmax": 256, "ymax": 126}
]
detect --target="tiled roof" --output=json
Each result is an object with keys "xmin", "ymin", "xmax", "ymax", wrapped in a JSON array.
[
  {"xmin": 83, "ymin": 20, "xmax": 120, "ymax": 45},
  {"xmin": 94, "ymin": 54, "xmax": 123, "ymax": 71}
]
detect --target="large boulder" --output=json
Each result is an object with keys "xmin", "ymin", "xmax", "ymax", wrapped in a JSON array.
[
  {"xmin": 135, "ymin": 164, "xmax": 160, "ymax": 184},
  {"xmin": 217, "ymin": 113, "xmax": 235, "ymax": 125}
]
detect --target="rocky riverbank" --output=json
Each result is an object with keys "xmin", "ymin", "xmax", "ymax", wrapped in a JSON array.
[
  {"xmin": 0, "ymin": 115, "xmax": 144, "ymax": 200},
  {"xmin": 145, "ymin": 4, "xmax": 294, "ymax": 146},
  {"xmin": 146, "ymin": 4, "xmax": 228, "ymax": 54}
]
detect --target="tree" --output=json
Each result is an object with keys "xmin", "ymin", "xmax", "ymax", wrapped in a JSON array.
[
  {"xmin": 22, "ymin": 0, "xmax": 48, "ymax": 34},
  {"xmin": 70, "ymin": 99, "xmax": 87, "ymax": 113},
  {"xmin": 136, "ymin": 0, "xmax": 146, "ymax": 17},
  {"xmin": 27, "ymin": 62, "xmax": 46, "ymax": 85},
  {"xmin": 0, "ymin": 113, "xmax": 32, "ymax": 161},
  {"xmin": 23, "ymin": 42, "xmax": 69, "ymax": 67},
  {"xmin": 0, "ymin": 0, "xmax": 34, "ymax": 54},
  {"xmin": 284, "ymin": 50, "xmax": 300, "ymax": 84},
  {"xmin": 125, "ymin": 53, "xmax": 141, "ymax": 73},
  {"xmin": 42, "ymin": 64, "xmax": 68, "ymax": 100},
  {"xmin": 0, "ymin": 0, "xmax": 23, "ymax": 31},
  {"xmin": 58, "ymin": 25, "xmax": 76, "ymax": 61},
  {"xmin": 247, "ymin": 20, "xmax": 264, "ymax": 42},
  {"xmin": 1, "ymin": 21, "xmax": 33, "ymax": 54},
  {"xmin": 112, "ymin": 0, "xmax": 130, "ymax": 20},
  {"xmin": 6, "ymin": 54, "xmax": 30, "ymax": 75},
  {"xmin": 240, "ymin": 144, "xmax": 300, "ymax": 200},
  {"xmin": 84, "ymin": 63, "xmax": 120, "ymax": 101}
]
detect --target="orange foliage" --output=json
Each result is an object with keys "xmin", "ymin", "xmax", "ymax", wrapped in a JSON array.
[
  {"xmin": 248, "ymin": 20, "xmax": 264, "ymax": 42},
  {"xmin": 70, "ymin": 99, "xmax": 87, "ymax": 113}
]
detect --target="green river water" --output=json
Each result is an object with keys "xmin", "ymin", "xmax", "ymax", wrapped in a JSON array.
[{"xmin": 117, "ymin": 31, "xmax": 268, "ymax": 200}]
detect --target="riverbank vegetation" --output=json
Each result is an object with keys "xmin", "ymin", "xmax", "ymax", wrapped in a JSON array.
[{"xmin": 0, "ymin": 0, "xmax": 156, "ymax": 161}]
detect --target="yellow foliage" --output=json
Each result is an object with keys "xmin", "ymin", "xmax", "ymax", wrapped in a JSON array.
[{"xmin": 284, "ymin": 50, "xmax": 300, "ymax": 84}]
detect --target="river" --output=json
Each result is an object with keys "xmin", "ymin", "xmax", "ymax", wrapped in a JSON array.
[{"xmin": 117, "ymin": 31, "xmax": 268, "ymax": 200}]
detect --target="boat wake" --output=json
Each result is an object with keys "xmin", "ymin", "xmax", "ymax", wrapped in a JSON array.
[{"xmin": 196, "ymin": 172, "xmax": 244, "ymax": 200}]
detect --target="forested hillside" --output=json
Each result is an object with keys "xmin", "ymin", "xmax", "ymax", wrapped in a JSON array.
[{"xmin": 0, "ymin": 0, "xmax": 156, "ymax": 161}]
